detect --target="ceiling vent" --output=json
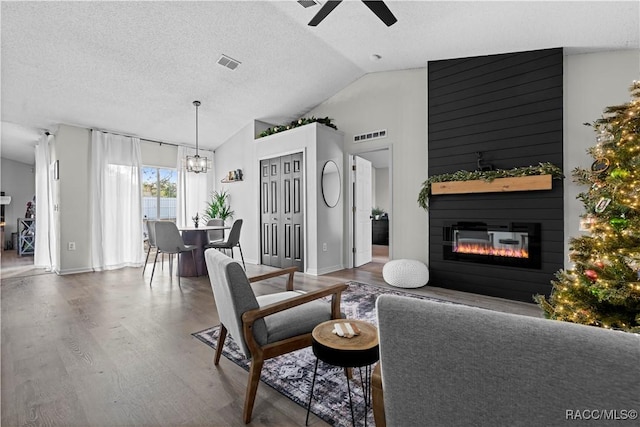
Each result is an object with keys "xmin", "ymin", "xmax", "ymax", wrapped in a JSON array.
[
  {"xmin": 354, "ymin": 129, "xmax": 387, "ymax": 143},
  {"xmin": 217, "ymin": 54, "xmax": 241, "ymax": 70},
  {"xmin": 298, "ymin": 0, "xmax": 321, "ymax": 8}
]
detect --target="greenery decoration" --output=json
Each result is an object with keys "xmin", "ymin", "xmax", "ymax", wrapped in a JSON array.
[
  {"xmin": 417, "ymin": 162, "xmax": 564, "ymax": 210},
  {"xmin": 534, "ymin": 81, "xmax": 640, "ymax": 332},
  {"xmin": 371, "ymin": 207, "xmax": 385, "ymax": 216},
  {"xmin": 203, "ymin": 189, "xmax": 234, "ymax": 222},
  {"xmin": 257, "ymin": 116, "xmax": 337, "ymax": 138}
]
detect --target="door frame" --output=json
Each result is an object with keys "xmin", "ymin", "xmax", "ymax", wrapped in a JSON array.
[{"xmin": 346, "ymin": 146, "xmax": 392, "ymax": 269}]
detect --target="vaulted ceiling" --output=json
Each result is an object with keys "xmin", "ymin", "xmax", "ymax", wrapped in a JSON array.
[{"xmin": 2, "ymin": 1, "xmax": 638, "ymax": 165}]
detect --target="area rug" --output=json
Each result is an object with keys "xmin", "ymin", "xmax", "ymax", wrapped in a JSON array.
[{"xmin": 192, "ymin": 281, "xmax": 458, "ymax": 426}]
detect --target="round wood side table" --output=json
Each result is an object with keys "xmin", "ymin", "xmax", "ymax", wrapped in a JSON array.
[{"xmin": 305, "ymin": 319, "xmax": 379, "ymax": 427}]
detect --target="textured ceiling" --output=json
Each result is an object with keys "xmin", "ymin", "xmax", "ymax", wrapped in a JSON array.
[{"xmin": 2, "ymin": 1, "xmax": 639, "ymax": 165}]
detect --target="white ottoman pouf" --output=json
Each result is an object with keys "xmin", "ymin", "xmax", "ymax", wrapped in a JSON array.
[{"xmin": 382, "ymin": 259, "xmax": 429, "ymax": 288}]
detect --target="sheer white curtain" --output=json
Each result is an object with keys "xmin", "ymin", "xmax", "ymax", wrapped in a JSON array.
[
  {"xmin": 34, "ymin": 133, "xmax": 54, "ymax": 270},
  {"xmin": 90, "ymin": 131, "xmax": 144, "ymax": 270},
  {"xmin": 176, "ymin": 146, "xmax": 214, "ymax": 227}
]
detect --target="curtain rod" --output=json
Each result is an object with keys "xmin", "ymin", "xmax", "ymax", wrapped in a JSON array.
[
  {"xmin": 91, "ymin": 128, "xmax": 214, "ymax": 153},
  {"xmin": 92, "ymin": 128, "xmax": 180, "ymax": 147}
]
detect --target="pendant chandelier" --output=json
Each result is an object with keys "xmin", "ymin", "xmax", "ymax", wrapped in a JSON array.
[{"xmin": 185, "ymin": 100, "xmax": 209, "ymax": 173}]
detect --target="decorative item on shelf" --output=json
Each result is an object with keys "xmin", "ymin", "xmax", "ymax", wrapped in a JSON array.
[
  {"xmin": 257, "ymin": 116, "xmax": 337, "ymax": 138},
  {"xmin": 25, "ymin": 200, "xmax": 35, "ymax": 218},
  {"xmin": 185, "ymin": 100, "xmax": 211, "ymax": 174},
  {"xmin": 222, "ymin": 169, "xmax": 243, "ymax": 183},
  {"xmin": 192, "ymin": 213, "xmax": 199, "ymax": 228}
]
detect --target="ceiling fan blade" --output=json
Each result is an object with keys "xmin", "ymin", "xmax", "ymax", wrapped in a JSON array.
[
  {"xmin": 308, "ymin": 0, "xmax": 342, "ymax": 26},
  {"xmin": 362, "ymin": 1, "xmax": 397, "ymax": 26}
]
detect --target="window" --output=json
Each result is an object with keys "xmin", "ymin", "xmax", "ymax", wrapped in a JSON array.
[{"xmin": 142, "ymin": 167, "xmax": 177, "ymax": 220}]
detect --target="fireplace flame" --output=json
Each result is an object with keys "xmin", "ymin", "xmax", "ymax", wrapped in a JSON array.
[{"xmin": 453, "ymin": 243, "xmax": 529, "ymax": 259}]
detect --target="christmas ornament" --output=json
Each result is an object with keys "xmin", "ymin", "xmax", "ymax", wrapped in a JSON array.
[
  {"xmin": 594, "ymin": 197, "xmax": 611, "ymax": 213},
  {"xmin": 595, "ymin": 261, "xmax": 605, "ymax": 269},
  {"xmin": 590, "ymin": 158, "xmax": 610, "ymax": 174},
  {"xmin": 579, "ymin": 214, "xmax": 596, "ymax": 231},
  {"xmin": 595, "ymin": 126, "xmax": 615, "ymax": 144},
  {"xmin": 584, "ymin": 269, "xmax": 598, "ymax": 282},
  {"xmin": 609, "ymin": 217, "xmax": 629, "ymax": 230},
  {"xmin": 610, "ymin": 168, "xmax": 630, "ymax": 179}
]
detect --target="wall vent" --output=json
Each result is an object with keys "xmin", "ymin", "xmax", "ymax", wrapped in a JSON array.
[
  {"xmin": 217, "ymin": 54, "xmax": 241, "ymax": 70},
  {"xmin": 353, "ymin": 129, "xmax": 387, "ymax": 143},
  {"xmin": 298, "ymin": 0, "xmax": 321, "ymax": 8}
]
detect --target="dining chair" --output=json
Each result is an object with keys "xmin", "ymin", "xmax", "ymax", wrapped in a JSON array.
[
  {"xmin": 150, "ymin": 221, "xmax": 198, "ymax": 286},
  {"xmin": 142, "ymin": 220, "xmax": 159, "ymax": 275},
  {"xmin": 204, "ymin": 248, "xmax": 348, "ymax": 423},
  {"xmin": 206, "ymin": 219, "xmax": 225, "ymax": 245},
  {"xmin": 205, "ymin": 219, "xmax": 245, "ymax": 270}
]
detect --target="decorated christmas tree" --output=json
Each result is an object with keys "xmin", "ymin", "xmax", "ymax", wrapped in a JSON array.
[{"xmin": 535, "ymin": 81, "xmax": 640, "ymax": 332}]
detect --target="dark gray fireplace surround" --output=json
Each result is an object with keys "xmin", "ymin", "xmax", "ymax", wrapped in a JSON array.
[{"xmin": 428, "ymin": 48, "xmax": 564, "ymax": 302}]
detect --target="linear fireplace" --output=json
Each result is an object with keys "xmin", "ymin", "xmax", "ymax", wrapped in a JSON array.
[{"xmin": 443, "ymin": 222, "xmax": 541, "ymax": 269}]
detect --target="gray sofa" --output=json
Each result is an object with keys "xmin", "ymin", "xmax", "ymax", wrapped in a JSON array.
[{"xmin": 374, "ymin": 295, "xmax": 640, "ymax": 426}]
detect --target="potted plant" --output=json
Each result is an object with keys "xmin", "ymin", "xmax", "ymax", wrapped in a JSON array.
[
  {"xmin": 371, "ymin": 207, "xmax": 385, "ymax": 220},
  {"xmin": 203, "ymin": 189, "xmax": 234, "ymax": 224}
]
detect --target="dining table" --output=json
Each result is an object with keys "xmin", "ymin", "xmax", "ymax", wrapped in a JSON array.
[{"xmin": 178, "ymin": 225, "xmax": 230, "ymax": 277}]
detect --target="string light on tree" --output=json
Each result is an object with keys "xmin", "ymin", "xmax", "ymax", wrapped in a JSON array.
[{"xmin": 535, "ymin": 81, "xmax": 640, "ymax": 333}]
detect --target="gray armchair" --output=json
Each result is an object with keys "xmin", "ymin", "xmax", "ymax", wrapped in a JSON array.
[
  {"xmin": 374, "ymin": 295, "xmax": 640, "ymax": 427},
  {"xmin": 204, "ymin": 248, "xmax": 348, "ymax": 423}
]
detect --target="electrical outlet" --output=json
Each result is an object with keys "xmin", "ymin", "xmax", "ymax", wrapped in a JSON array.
[
  {"xmin": 322, "ymin": 243, "xmax": 327, "ymax": 252},
  {"xmin": 68, "ymin": 242, "xmax": 76, "ymax": 251}
]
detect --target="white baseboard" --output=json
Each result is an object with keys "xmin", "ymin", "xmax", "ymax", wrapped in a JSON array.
[
  {"xmin": 57, "ymin": 267, "xmax": 94, "ymax": 275},
  {"xmin": 306, "ymin": 264, "xmax": 344, "ymax": 276}
]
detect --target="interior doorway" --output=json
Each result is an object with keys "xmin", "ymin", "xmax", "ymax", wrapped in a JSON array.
[{"xmin": 351, "ymin": 148, "xmax": 391, "ymax": 268}]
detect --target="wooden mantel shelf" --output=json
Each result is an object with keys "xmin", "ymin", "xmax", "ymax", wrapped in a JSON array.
[{"xmin": 431, "ymin": 174, "xmax": 553, "ymax": 195}]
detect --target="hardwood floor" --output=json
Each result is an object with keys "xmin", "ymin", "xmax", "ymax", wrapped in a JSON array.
[{"xmin": 1, "ymin": 249, "xmax": 541, "ymax": 426}]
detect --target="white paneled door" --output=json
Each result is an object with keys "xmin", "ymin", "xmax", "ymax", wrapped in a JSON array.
[{"xmin": 354, "ymin": 155, "xmax": 372, "ymax": 267}]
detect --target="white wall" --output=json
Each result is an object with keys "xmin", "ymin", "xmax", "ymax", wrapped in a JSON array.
[
  {"xmin": 0, "ymin": 158, "xmax": 35, "ymax": 248},
  {"xmin": 308, "ymin": 68, "xmax": 428, "ymax": 263},
  {"xmin": 140, "ymin": 140, "xmax": 178, "ymax": 168},
  {"xmin": 315, "ymin": 125, "xmax": 344, "ymax": 274},
  {"xmin": 563, "ymin": 50, "xmax": 640, "ymax": 267},
  {"xmin": 29, "ymin": 126, "xmax": 188, "ymax": 274},
  {"xmin": 212, "ymin": 122, "xmax": 258, "ymax": 263},
  {"xmin": 55, "ymin": 124, "xmax": 92, "ymax": 274},
  {"xmin": 213, "ymin": 122, "xmax": 344, "ymax": 274}
]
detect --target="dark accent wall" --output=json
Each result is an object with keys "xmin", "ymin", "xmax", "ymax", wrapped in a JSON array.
[{"xmin": 428, "ymin": 48, "xmax": 564, "ymax": 302}]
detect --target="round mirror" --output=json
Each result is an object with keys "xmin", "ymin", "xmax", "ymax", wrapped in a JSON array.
[{"xmin": 321, "ymin": 160, "xmax": 341, "ymax": 208}]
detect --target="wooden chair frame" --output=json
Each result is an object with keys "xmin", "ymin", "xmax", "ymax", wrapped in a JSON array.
[{"xmin": 212, "ymin": 266, "xmax": 348, "ymax": 423}]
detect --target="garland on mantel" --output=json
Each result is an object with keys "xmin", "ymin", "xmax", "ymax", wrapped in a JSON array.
[
  {"xmin": 418, "ymin": 162, "xmax": 564, "ymax": 210},
  {"xmin": 257, "ymin": 116, "xmax": 337, "ymax": 138}
]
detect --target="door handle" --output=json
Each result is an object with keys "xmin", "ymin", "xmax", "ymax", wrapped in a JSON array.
[{"xmin": 286, "ymin": 217, "xmax": 291, "ymax": 221}]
